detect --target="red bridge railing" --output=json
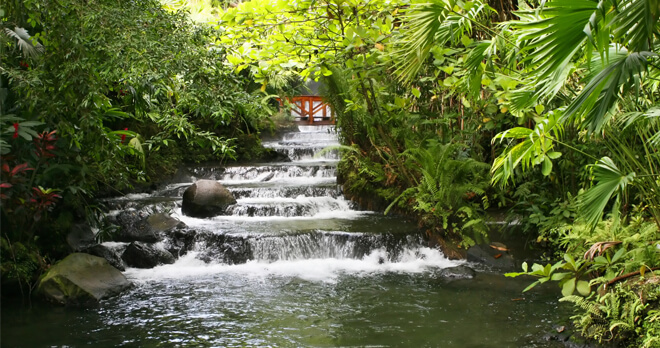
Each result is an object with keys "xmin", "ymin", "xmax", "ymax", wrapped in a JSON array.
[{"xmin": 278, "ymin": 96, "xmax": 335, "ymax": 125}]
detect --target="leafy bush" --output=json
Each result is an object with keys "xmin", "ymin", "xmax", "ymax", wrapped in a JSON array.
[{"xmin": 507, "ymin": 219, "xmax": 660, "ymax": 347}]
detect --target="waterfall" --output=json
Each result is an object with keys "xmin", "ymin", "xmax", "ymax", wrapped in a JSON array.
[
  {"xmin": 6, "ymin": 126, "xmax": 566, "ymax": 348},
  {"xmin": 104, "ymin": 125, "xmax": 458, "ymax": 279}
]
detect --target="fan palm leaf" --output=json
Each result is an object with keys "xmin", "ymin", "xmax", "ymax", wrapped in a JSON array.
[
  {"xmin": 391, "ymin": 0, "xmax": 494, "ymax": 84},
  {"xmin": 564, "ymin": 48, "xmax": 655, "ymax": 133},
  {"xmin": 579, "ymin": 157, "xmax": 635, "ymax": 229},
  {"xmin": 619, "ymin": 107, "xmax": 660, "ymax": 146},
  {"xmin": 612, "ymin": 0, "xmax": 658, "ymax": 52},
  {"xmin": 509, "ymin": 0, "xmax": 658, "ymax": 130},
  {"xmin": 506, "ymin": 0, "xmax": 597, "ymax": 110},
  {"xmin": 513, "ymin": 0, "xmax": 596, "ymax": 84},
  {"xmin": 3, "ymin": 27, "xmax": 43, "ymax": 60}
]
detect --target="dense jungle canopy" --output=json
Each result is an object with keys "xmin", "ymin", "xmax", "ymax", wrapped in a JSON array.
[{"xmin": 1, "ymin": 0, "xmax": 659, "ymax": 346}]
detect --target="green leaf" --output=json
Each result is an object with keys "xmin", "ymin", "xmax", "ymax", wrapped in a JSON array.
[
  {"xmin": 523, "ymin": 280, "xmax": 541, "ymax": 292},
  {"xmin": 611, "ymin": 248, "xmax": 626, "ymax": 263},
  {"xmin": 542, "ymin": 156, "xmax": 552, "ymax": 176},
  {"xmin": 564, "ymin": 49, "xmax": 653, "ymax": 133},
  {"xmin": 561, "ymin": 277, "xmax": 576, "ymax": 297},
  {"xmin": 391, "ymin": 0, "xmax": 494, "ymax": 84},
  {"xmin": 411, "ymin": 87, "xmax": 421, "ymax": 98},
  {"xmin": 460, "ymin": 34, "xmax": 473, "ymax": 47},
  {"xmin": 226, "ymin": 55, "xmax": 243, "ymax": 65},
  {"xmin": 551, "ymin": 272, "xmax": 569, "ymax": 281},
  {"xmin": 514, "ymin": 0, "xmax": 595, "ymax": 99},
  {"xmin": 491, "ymin": 112, "xmax": 564, "ymax": 186},
  {"xmin": 441, "ymin": 65, "xmax": 454, "ymax": 75},
  {"xmin": 535, "ymin": 104, "xmax": 545, "ymax": 114},
  {"xmin": 594, "ymin": 256, "xmax": 608, "ymax": 264},
  {"xmin": 547, "ymin": 151, "xmax": 562, "ymax": 159},
  {"xmin": 18, "ymin": 129, "xmax": 33, "ymax": 141},
  {"xmin": 19, "ymin": 121, "xmax": 44, "ymax": 127},
  {"xmin": 461, "ymin": 97, "xmax": 471, "ymax": 108},
  {"xmin": 321, "ymin": 66, "xmax": 333, "ymax": 76},
  {"xmin": 576, "ymin": 280, "xmax": 591, "ymax": 296}
]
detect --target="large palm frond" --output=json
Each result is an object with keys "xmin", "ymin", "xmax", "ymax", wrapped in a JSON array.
[
  {"xmin": 513, "ymin": 0, "xmax": 596, "ymax": 91},
  {"xmin": 619, "ymin": 107, "xmax": 660, "ymax": 146},
  {"xmin": 509, "ymin": 0, "xmax": 659, "ymax": 131},
  {"xmin": 391, "ymin": 0, "xmax": 495, "ymax": 84},
  {"xmin": 564, "ymin": 48, "xmax": 655, "ymax": 133},
  {"xmin": 506, "ymin": 0, "xmax": 595, "ymax": 112},
  {"xmin": 580, "ymin": 107, "xmax": 660, "ymax": 229},
  {"xmin": 612, "ymin": 0, "xmax": 659, "ymax": 52}
]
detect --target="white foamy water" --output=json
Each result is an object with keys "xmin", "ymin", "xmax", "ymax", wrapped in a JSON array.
[
  {"xmin": 124, "ymin": 248, "xmax": 460, "ymax": 283},
  {"xmin": 105, "ymin": 193, "xmax": 153, "ymax": 201},
  {"xmin": 236, "ymin": 195, "xmax": 345, "ymax": 206},
  {"xmin": 172, "ymin": 208, "xmax": 371, "ymax": 228},
  {"xmin": 220, "ymin": 176, "xmax": 337, "ymax": 187}
]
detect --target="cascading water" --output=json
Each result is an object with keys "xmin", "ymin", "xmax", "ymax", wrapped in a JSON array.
[
  {"xmin": 125, "ymin": 125, "xmax": 457, "ymax": 274},
  {"xmin": 1, "ymin": 126, "xmax": 569, "ymax": 348}
]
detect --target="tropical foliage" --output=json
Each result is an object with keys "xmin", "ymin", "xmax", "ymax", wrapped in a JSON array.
[
  {"xmin": 1, "ymin": 0, "xmax": 659, "ymax": 345},
  {"xmin": 1, "ymin": 0, "xmax": 269, "ymax": 290}
]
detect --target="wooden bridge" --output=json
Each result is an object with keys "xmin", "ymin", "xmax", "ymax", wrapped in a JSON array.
[{"xmin": 279, "ymin": 96, "xmax": 335, "ymax": 126}]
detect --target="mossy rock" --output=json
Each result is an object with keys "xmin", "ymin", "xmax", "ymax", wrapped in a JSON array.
[{"xmin": 36, "ymin": 253, "xmax": 132, "ymax": 306}]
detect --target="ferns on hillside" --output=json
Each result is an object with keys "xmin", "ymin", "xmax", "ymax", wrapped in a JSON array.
[
  {"xmin": 386, "ymin": 140, "xmax": 491, "ymax": 246},
  {"xmin": 561, "ymin": 282, "xmax": 660, "ymax": 347}
]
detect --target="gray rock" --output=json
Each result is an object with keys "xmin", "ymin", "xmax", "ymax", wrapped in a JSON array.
[
  {"xmin": 114, "ymin": 210, "xmax": 159, "ymax": 243},
  {"xmin": 115, "ymin": 212, "xmax": 185, "ymax": 243},
  {"xmin": 196, "ymin": 232, "xmax": 252, "ymax": 265},
  {"xmin": 66, "ymin": 223, "xmax": 96, "ymax": 251},
  {"xmin": 146, "ymin": 213, "xmax": 186, "ymax": 233},
  {"xmin": 163, "ymin": 229, "xmax": 197, "ymax": 258},
  {"xmin": 83, "ymin": 244, "xmax": 127, "ymax": 271},
  {"xmin": 260, "ymin": 172, "xmax": 275, "ymax": 182},
  {"xmin": 438, "ymin": 265, "xmax": 476, "ymax": 279},
  {"xmin": 36, "ymin": 253, "xmax": 131, "ymax": 306},
  {"xmin": 121, "ymin": 242, "xmax": 176, "ymax": 268},
  {"xmin": 181, "ymin": 180, "xmax": 237, "ymax": 217}
]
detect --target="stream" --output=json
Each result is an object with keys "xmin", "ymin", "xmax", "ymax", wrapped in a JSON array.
[{"xmin": 2, "ymin": 126, "xmax": 568, "ymax": 347}]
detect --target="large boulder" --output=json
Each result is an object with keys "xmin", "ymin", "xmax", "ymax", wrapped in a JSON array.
[
  {"xmin": 181, "ymin": 180, "xmax": 236, "ymax": 217},
  {"xmin": 121, "ymin": 242, "xmax": 176, "ymax": 269},
  {"xmin": 36, "ymin": 253, "xmax": 131, "ymax": 306}
]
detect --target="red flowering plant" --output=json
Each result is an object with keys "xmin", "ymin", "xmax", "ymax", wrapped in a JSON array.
[{"xmin": 1, "ymin": 115, "xmax": 62, "ymax": 242}]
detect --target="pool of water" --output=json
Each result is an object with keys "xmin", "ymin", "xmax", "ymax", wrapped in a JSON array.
[{"xmin": 2, "ymin": 266, "xmax": 567, "ymax": 347}]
